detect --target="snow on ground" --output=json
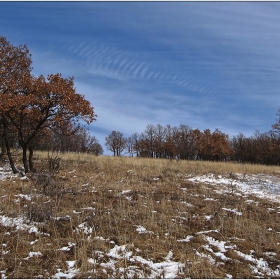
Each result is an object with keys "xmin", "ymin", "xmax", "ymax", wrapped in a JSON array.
[
  {"xmin": 1, "ymin": 165, "xmax": 280, "ymax": 278},
  {"xmin": 102, "ymin": 245, "xmax": 185, "ymax": 278},
  {"xmin": 187, "ymin": 172, "xmax": 280, "ymax": 202},
  {"xmin": 0, "ymin": 215, "xmax": 41, "ymax": 233},
  {"xmin": 135, "ymin": 225, "xmax": 154, "ymax": 235},
  {"xmin": 53, "ymin": 260, "xmax": 79, "ymax": 279},
  {"xmin": 0, "ymin": 165, "xmax": 18, "ymax": 181}
]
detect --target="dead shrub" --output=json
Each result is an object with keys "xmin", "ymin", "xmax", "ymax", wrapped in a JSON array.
[
  {"xmin": 29, "ymin": 172, "xmax": 52, "ymax": 193},
  {"xmin": 47, "ymin": 153, "xmax": 61, "ymax": 175},
  {"xmin": 29, "ymin": 170, "xmax": 66, "ymax": 198},
  {"xmin": 23, "ymin": 201, "xmax": 53, "ymax": 223}
]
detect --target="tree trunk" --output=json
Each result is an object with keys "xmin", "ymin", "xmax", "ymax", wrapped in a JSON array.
[
  {"xmin": 3, "ymin": 127, "xmax": 18, "ymax": 173},
  {"xmin": 22, "ymin": 146, "xmax": 29, "ymax": 173},
  {"xmin": 28, "ymin": 147, "xmax": 34, "ymax": 172},
  {"xmin": 0, "ymin": 132, "xmax": 6, "ymax": 158}
]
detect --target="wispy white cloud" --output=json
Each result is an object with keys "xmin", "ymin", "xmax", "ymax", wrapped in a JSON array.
[{"xmin": 66, "ymin": 40, "xmax": 215, "ymax": 96}]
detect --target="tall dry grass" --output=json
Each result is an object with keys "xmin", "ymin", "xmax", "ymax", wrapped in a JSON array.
[
  {"xmin": 0, "ymin": 151, "xmax": 280, "ymax": 278},
  {"xmin": 34, "ymin": 150, "xmax": 280, "ymax": 175}
]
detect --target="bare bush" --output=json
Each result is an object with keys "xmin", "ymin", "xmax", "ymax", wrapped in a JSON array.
[
  {"xmin": 24, "ymin": 202, "xmax": 53, "ymax": 223},
  {"xmin": 47, "ymin": 153, "xmax": 61, "ymax": 175}
]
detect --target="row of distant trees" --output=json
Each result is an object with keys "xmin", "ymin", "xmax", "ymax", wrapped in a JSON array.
[
  {"xmin": 4, "ymin": 118, "xmax": 280, "ymax": 166},
  {"xmin": 1, "ymin": 125, "xmax": 103, "ymax": 156},
  {"xmin": 104, "ymin": 119, "xmax": 280, "ymax": 165}
]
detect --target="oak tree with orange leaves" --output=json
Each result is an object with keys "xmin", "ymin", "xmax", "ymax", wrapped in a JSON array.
[
  {"xmin": 0, "ymin": 36, "xmax": 97, "ymax": 173},
  {"xmin": 0, "ymin": 36, "xmax": 33, "ymax": 172}
]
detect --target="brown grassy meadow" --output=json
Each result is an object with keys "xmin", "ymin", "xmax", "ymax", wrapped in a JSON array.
[{"xmin": 1, "ymin": 152, "xmax": 280, "ymax": 278}]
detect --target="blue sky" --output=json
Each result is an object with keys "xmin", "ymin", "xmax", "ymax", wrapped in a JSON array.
[{"xmin": 1, "ymin": 2, "xmax": 280, "ymax": 154}]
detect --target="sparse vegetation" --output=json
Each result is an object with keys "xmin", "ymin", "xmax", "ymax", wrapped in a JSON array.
[{"xmin": 1, "ymin": 152, "xmax": 280, "ymax": 278}]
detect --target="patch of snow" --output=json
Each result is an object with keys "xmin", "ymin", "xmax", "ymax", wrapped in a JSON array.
[
  {"xmin": 101, "ymin": 244, "xmax": 184, "ymax": 278},
  {"xmin": 58, "ymin": 242, "xmax": 75, "ymax": 251},
  {"xmin": 30, "ymin": 239, "xmax": 38, "ymax": 245},
  {"xmin": 120, "ymin": 190, "xmax": 131, "ymax": 195},
  {"xmin": 235, "ymin": 250, "xmax": 280, "ymax": 277},
  {"xmin": 205, "ymin": 215, "xmax": 213, "ymax": 221},
  {"xmin": 74, "ymin": 222, "xmax": 94, "ymax": 237},
  {"xmin": 203, "ymin": 236, "xmax": 231, "ymax": 261},
  {"xmin": 53, "ymin": 261, "xmax": 79, "ymax": 279},
  {"xmin": 1, "ymin": 244, "xmax": 10, "ymax": 255},
  {"xmin": 246, "ymin": 199, "xmax": 256, "ymax": 204},
  {"xmin": 264, "ymin": 251, "xmax": 277, "ymax": 257},
  {"xmin": 58, "ymin": 246, "xmax": 70, "ymax": 251},
  {"xmin": 177, "ymin": 235, "xmax": 194, "ymax": 243},
  {"xmin": 197, "ymin": 229, "xmax": 219, "ymax": 235},
  {"xmin": 0, "ymin": 214, "xmax": 37, "ymax": 232},
  {"xmin": 204, "ymin": 197, "xmax": 218, "ymax": 201},
  {"xmin": 187, "ymin": 173, "xmax": 280, "ymax": 202},
  {"xmin": 0, "ymin": 269, "xmax": 7, "ymax": 279},
  {"xmin": 93, "ymin": 236, "xmax": 106, "ymax": 241},
  {"xmin": 135, "ymin": 225, "xmax": 154, "ymax": 234},
  {"xmin": 81, "ymin": 206, "xmax": 95, "ymax": 211},
  {"xmin": 195, "ymin": 249, "xmax": 216, "ymax": 265},
  {"xmin": 14, "ymin": 194, "xmax": 32, "ymax": 201},
  {"xmin": 66, "ymin": 261, "xmax": 76, "ymax": 268},
  {"xmin": 165, "ymin": 250, "xmax": 173, "ymax": 261},
  {"xmin": 87, "ymin": 258, "xmax": 97, "ymax": 264},
  {"xmin": 24, "ymin": 251, "xmax": 42, "ymax": 260},
  {"xmin": 222, "ymin": 208, "xmax": 242, "ymax": 216},
  {"xmin": 107, "ymin": 244, "xmax": 133, "ymax": 259},
  {"xmin": 0, "ymin": 168, "xmax": 17, "ymax": 180},
  {"xmin": 53, "ymin": 262, "xmax": 78, "ymax": 278},
  {"xmin": 29, "ymin": 226, "xmax": 40, "ymax": 235}
]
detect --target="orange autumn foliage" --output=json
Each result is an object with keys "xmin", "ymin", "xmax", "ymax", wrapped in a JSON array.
[{"xmin": 0, "ymin": 36, "xmax": 96, "ymax": 173}]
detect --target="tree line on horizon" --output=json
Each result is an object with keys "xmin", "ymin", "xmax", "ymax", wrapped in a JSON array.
[
  {"xmin": 1, "ymin": 35, "xmax": 280, "ymax": 173},
  {"xmin": 104, "ymin": 122, "xmax": 280, "ymax": 165}
]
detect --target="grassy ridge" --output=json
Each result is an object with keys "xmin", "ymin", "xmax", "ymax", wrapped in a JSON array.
[{"xmin": 36, "ymin": 150, "xmax": 280, "ymax": 175}]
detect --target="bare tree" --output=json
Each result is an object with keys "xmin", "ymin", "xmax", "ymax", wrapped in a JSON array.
[
  {"xmin": 143, "ymin": 124, "xmax": 156, "ymax": 157},
  {"xmin": 126, "ymin": 136, "xmax": 134, "ymax": 157},
  {"xmin": 154, "ymin": 124, "xmax": 166, "ymax": 158},
  {"xmin": 105, "ymin": 131, "xmax": 126, "ymax": 156}
]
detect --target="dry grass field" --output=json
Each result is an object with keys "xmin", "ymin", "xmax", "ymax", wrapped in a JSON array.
[{"xmin": 1, "ymin": 152, "xmax": 280, "ymax": 278}]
